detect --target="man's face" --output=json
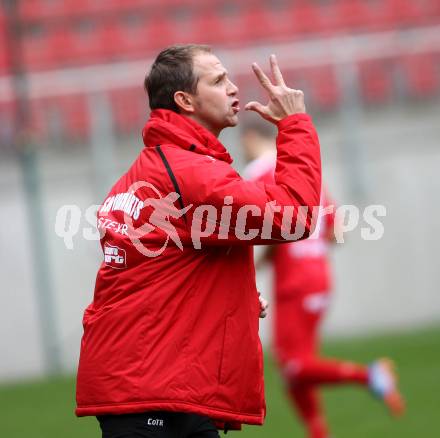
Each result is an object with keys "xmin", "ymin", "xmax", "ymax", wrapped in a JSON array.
[{"xmin": 190, "ymin": 52, "xmax": 239, "ymax": 137}]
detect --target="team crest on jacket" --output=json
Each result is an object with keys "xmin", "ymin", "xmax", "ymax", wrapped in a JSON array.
[
  {"xmin": 122, "ymin": 181, "xmax": 193, "ymax": 257},
  {"xmin": 104, "ymin": 243, "xmax": 127, "ymax": 269}
]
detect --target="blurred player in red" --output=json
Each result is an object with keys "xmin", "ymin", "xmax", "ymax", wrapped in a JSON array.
[{"xmin": 242, "ymin": 123, "xmax": 404, "ymax": 438}]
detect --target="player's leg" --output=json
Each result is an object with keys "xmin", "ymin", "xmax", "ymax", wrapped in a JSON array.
[
  {"xmin": 286, "ymin": 356, "xmax": 369, "ymax": 386},
  {"xmin": 278, "ymin": 293, "xmax": 331, "ymax": 438},
  {"xmin": 288, "ymin": 383, "xmax": 329, "ymax": 438},
  {"xmin": 286, "ymin": 290, "xmax": 369, "ymax": 386},
  {"xmin": 285, "ymin": 291, "xmax": 404, "ymax": 416},
  {"xmin": 289, "ymin": 355, "xmax": 405, "ymax": 416}
]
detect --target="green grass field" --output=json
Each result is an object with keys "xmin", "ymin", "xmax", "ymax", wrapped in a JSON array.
[{"xmin": 1, "ymin": 326, "xmax": 439, "ymax": 437}]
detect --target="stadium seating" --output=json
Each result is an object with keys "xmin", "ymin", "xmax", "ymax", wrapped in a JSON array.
[
  {"xmin": 358, "ymin": 58, "xmax": 395, "ymax": 104},
  {"xmin": 110, "ymin": 87, "xmax": 146, "ymax": 135},
  {"xmin": 307, "ymin": 65, "xmax": 341, "ymax": 109},
  {"xmin": 12, "ymin": 0, "xmax": 440, "ymax": 70},
  {"xmin": 28, "ymin": 94, "xmax": 90, "ymax": 140},
  {"xmin": 401, "ymin": 52, "xmax": 438, "ymax": 98},
  {"xmin": 0, "ymin": 8, "xmax": 8, "ymax": 74},
  {"xmin": 0, "ymin": 0, "xmax": 439, "ymax": 141}
]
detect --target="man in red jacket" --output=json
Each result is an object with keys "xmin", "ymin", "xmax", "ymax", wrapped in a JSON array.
[{"xmin": 76, "ymin": 44, "xmax": 322, "ymax": 437}]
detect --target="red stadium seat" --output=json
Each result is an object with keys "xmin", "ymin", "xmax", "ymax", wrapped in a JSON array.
[
  {"xmin": 191, "ymin": 7, "xmax": 229, "ymax": 46},
  {"xmin": 239, "ymin": 6, "xmax": 275, "ymax": 43},
  {"xmin": 401, "ymin": 52, "xmax": 438, "ymax": 98},
  {"xmin": 98, "ymin": 21, "xmax": 126, "ymax": 61},
  {"xmin": 358, "ymin": 59, "xmax": 394, "ymax": 104},
  {"xmin": 143, "ymin": 15, "xmax": 178, "ymax": 54},
  {"xmin": 19, "ymin": 0, "xmax": 52, "ymax": 21},
  {"xmin": 266, "ymin": 3, "xmax": 296, "ymax": 41},
  {"xmin": 424, "ymin": 0, "xmax": 440, "ymax": 17},
  {"xmin": 49, "ymin": 27, "xmax": 78, "ymax": 66},
  {"xmin": 110, "ymin": 88, "xmax": 145, "ymax": 136},
  {"xmin": 22, "ymin": 28, "xmax": 54, "ymax": 70},
  {"xmin": 334, "ymin": 0, "xmax": 372, "ymax": 32},
  {"xmin": 68, "ymin": 94, "xmax": 90, "ymax": 138},
  {"xmin": 307, "ymin": 65, "xmax": 340, "ymax": 109},
  {"xmin": 118, "ymin": 12, "xmax": 150, "ymax": 55},
  {"xmin": 22, "ymin": 26, "xmax": 79, "ymax": 69},
  {"xmin": 0, "ymin": 8, "xmax": 9, "ymax": 74},
  {"xmin": 386, "ymin": 0, "xmax": 424, "ymax": 27},
  {"xmin": 51, "ymin": 94, "xmax": 90, "ymax": 139},
  {"xmin": 289, "ymin": 3, "xmax": 323, "ymax": 37},
  {"xmin": 103, "ymin": 0, "xmax": 155, "ymax": 16}
]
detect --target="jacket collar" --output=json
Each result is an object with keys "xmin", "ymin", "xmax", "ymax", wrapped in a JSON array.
[{"xmin": 142, "ymin": 109, "xmax": 233, "ymax": 164}]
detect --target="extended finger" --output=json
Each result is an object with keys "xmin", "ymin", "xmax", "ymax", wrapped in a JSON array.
[
  {"xmin": 270, "ymin": 54, "xmax": 286, "ymax": 86},
  {"xmin": 244, "ymin": 101, "xmax": 268, "ymax": 116},
  {"xmin": 251, "ymin": 62, "xmax": 273, "ymax": 92},
  {"xmin": 244, "ymin": 101, "xmax": 263, "ymax": 110}
]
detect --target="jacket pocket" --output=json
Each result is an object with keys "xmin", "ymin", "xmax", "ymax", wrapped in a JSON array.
[{"xmin": 218, "ymin": 316, "xmax": 235, "ymax": 385}]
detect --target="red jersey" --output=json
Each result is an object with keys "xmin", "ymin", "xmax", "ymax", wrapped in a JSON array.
[{"xmin": 245, "ymin": 154, "xmax": 335, "ymax": 297}]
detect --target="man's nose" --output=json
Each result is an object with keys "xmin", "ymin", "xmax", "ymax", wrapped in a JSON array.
[{"xmin": 227, "ymin": 79, "xmax": 239, "ymax": 95}]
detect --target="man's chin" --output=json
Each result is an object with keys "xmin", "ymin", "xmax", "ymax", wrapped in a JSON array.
[
  {"xmin": 217, "ymin": 115, "xmax": 238, "ymax": 134},
  {"xmin": 228, "ymin": 114, "xmax": 239, "ymax": 127}
]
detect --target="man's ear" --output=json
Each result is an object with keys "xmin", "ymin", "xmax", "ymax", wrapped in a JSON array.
[{"xmin": 174, "ymin": 91, "xmax": 195, "ymax": 113}]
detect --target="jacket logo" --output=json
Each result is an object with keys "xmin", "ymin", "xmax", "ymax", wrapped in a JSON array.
[
  {"xmin": 104, "ymin": 243, "xmax": 127, "ymax": 269},
  {"xmin": 124, "ymin": 181, "xmax": 192, "ymax": 258},
  {"xmin": 147, "ymin": 417, "xmax": 164, "ymax": 426}
]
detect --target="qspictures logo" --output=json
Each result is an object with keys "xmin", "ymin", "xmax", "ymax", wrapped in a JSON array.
[{"xmin": 55, "ymin": 180, "xmax": 386, "ymax": 258}]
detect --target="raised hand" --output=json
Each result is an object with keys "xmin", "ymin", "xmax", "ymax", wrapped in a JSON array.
[{"xmin": 245, "ymin": 54, "xmax": 306, "ymax": 123}]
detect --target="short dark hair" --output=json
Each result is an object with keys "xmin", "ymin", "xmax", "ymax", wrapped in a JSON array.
[{"xmin": 144, "ymin": 44, "xmax": 211, "ymax": 112}]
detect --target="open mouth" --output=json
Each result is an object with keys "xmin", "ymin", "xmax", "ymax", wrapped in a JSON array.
[{"xmin": 231, "ymin": 99, "xmax": 240, "ymax": 113}]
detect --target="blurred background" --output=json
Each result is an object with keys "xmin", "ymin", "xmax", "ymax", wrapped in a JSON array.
[{"xmin": 0, "ymin": 0, "xmax": 439, "ymax": 437}]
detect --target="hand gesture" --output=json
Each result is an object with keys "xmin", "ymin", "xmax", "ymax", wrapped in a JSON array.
[
  {"xmin": 258, "ymin": 293, "xmax": 269, "ymax": 319},
  {"xmin": 245, "ymin": 54, "xmax": 306, "ymax": 123}
]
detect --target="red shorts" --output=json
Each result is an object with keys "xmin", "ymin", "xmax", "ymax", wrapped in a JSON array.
[{"xmin": 273, "ymin": 290, "xmax": 331, "ymax": 366}]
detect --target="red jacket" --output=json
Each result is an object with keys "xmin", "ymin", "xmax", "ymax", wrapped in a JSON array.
[{"xmin": 75, "ymin": 109, "xmax": 321, "ymax": 427}]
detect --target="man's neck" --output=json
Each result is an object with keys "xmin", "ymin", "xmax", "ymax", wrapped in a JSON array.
[{"xmin": 184, "ymin": 114, "xmax": 221, "ymax": 138}]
